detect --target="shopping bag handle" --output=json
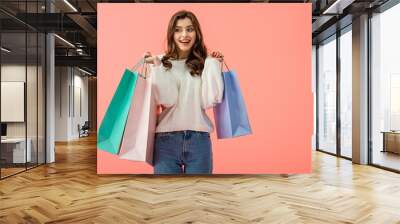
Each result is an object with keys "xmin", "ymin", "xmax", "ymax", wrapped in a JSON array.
[
  {"xmin": 220, "ymin": 59, "xmax": 231, "ymax": 73},
  {"xmin": 130, "ymin": 57, "xmax": 144, "ymax": 71},
  {"xmin": 130, "ymin": 57, "xmax": 149, "ymax": 79}
]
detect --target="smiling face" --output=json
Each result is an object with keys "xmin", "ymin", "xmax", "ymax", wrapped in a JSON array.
[
  {"xmin": 173, "ymin": 17, "xmax": 196, "ymax": 59},
  {"xmin": 163, "ymin": 10, "xmax": 207, "ymax": 76}
]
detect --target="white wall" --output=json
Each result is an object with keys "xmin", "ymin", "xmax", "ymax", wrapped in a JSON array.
[
  {"xmin": 1, "ymin": 65, "xmax": 38, "ymax": 137},
  {"xmin": 55, "ymin": 66, "xmax": 70, "ymax": 141},
  {"xmin": 76, "ymin": 70, "xmax": 89, "ymax": 139},
  {"xmin": 55, "ymin": 67, "xmax": 89, "ymax": 141},
  {"xmin": 1, "ymin": 65, "xmax": 26, "ymax": 140},
  {"xmin": 1, "ymin": 64, "xmax": 46, "ymax": 163}
]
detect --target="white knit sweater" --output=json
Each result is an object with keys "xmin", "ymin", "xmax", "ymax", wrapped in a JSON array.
[{"xmin": 149, "ymin": 56, "xmax": 224, "ymax": 133}]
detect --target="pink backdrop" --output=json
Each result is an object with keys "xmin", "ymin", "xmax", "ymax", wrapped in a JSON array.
[{"xmin": 97, "ymin": 3, "xmax": 312, "ymax": 174}]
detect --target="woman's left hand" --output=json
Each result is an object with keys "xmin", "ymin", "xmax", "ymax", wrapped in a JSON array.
[{"xmin": 211, "ymin": 51, "xmax": 224, "ymax": 62}]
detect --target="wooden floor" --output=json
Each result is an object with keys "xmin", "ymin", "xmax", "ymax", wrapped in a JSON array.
[
  {"xmin": 1, "ymin": 135, "xmax": 400, "ymax": 224},
  {"xmin": 1, "ymin": 167, "xmax": 26, "ymax": 177},
  {"xmin": 1, "ymin": 163, "xmax": 45, "ymax": 178}
]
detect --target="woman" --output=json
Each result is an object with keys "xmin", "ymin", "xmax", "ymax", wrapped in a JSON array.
[{"xmin": 145, "ymin": 10, "xmax": 224, "ymax": 174}]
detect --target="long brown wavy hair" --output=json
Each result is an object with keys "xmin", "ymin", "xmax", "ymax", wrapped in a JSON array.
[{"xmin": 161, "ymin": 10, "xmax": 208, "ymax": 77}]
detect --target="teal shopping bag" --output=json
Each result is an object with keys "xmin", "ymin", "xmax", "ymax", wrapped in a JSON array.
[{"xmin": 98, "ymin": 60, "xmax": 144, "ymax": 154}]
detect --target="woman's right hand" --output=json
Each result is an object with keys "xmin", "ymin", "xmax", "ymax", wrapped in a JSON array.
[{"xmin": 144, "ymin": 51, "xmax": 161, "ymax": 66}]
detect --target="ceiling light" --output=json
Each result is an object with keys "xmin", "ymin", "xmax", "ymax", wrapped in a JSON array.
[
  {"xmin": 63, "ymin": 0, "xmax": 78, "ymax": 12},
  {"xmin": 54, "ymin": 34, "xmax": 75, "ymax": 48},
  {"xmin": 78, "ymin": 67, "xmax": 93, "ymax": 76},
  {"xmin": 1, "ymin": 47, "xmax": 11, "ymax": 53}
]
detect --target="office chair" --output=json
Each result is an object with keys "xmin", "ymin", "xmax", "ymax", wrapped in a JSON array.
[{"xmin": 79, "ymin": 121, "xmax": 90, "ymax": 138}]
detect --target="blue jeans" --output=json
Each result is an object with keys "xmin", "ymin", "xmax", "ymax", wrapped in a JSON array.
[{"xmin": 153, "ymin": 130, "xmax": 213, "ymax": 174}]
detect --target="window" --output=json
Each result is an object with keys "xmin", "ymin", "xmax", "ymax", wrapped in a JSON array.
[
  {"xmin": 317, "ymin": 35, "xmax": 337, "ymax": 154},
  {"xmin": 371, "ymin": 2, "xmax": 400, "ymax": 171},
  {"xmin": 339, "ymin": 27, "xmax": 352, "ymax": 158}
]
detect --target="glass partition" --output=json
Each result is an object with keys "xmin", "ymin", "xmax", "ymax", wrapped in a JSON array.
[{"xmin": 0, "ymin": 1, "xmax": 46, "ymax": 179}]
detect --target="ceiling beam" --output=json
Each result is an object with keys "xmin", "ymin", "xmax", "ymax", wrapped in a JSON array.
[
  {"xmin": 322, "ymin": 0, "xmax": 356, "ymax": 14},
  {"xmin": 55, "ymin": 55, "xmax": 96, "ymax": 70}
]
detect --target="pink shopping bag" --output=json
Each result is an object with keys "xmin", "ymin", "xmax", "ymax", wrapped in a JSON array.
[{"xmin": 118, "ymin": 66, "xmax": 157, "ymax": 165}]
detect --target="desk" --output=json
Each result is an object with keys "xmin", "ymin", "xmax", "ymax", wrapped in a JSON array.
[
  {"xmin": 1, "ymin": 138, "xmax": 32, "ymax": 163},
  {"xmin": 381, "ymin": 131, "xmax": 400, "ymax": 154}
]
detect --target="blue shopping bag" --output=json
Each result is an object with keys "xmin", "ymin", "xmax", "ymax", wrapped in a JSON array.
[{"xmin": 213, "ymin": 63, "xmax": 252, "ymax": 139}]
